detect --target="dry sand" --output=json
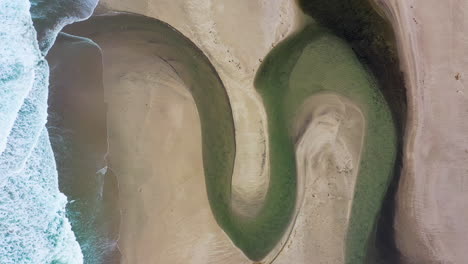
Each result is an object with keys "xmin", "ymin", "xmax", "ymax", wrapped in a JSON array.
[{"xmin": 374, "ymin": 0, "xmax": 468, "ymax": 263}]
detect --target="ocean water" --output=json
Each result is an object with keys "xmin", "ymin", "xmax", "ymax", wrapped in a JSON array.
[
  {"xmin": 0, "ymin": 1, "xmax": 41, "ymax": 157},
  {"xmin": 30, "ymin": 0, "xmax": 99, "ymax": 53},
  {"xmin": 0, "ymin": 0, "xmax": 98, "ymax": 263}
]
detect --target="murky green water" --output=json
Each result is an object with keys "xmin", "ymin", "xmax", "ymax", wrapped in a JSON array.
[{"xmin": 255, "ymin": 23, "xmax": 397, "ymax": 263}]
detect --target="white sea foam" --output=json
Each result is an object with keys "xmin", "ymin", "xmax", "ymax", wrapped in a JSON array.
[
  {"xmin": 0, "ymin": 130, "xmax": 82, "ymax": 263},
  {"xmin": 0, "ymin": 60, "xmax": 49, "ymax": 179},
  {"xmin": 30, "ymin": 0, "xmax": 99, "ymax": 53},
  {"xmin": 0, "ymin": 1, "xmax": 41, "ymax": 155},
  {"xmin": 0, "ymin": 0, "xmax": 99, "ymax": 263}
]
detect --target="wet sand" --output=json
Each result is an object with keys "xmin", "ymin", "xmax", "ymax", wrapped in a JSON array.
[
  {"xmin": 374, "ymin": 1, "xmax": 468, "ymax": 263},
  {"xmin": 46, "ymin": 33, "xmax": 120, "ymax": 264}
]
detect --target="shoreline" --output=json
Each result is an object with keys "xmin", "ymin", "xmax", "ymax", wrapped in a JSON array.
[{"xmin": 46, "ymin": 33, "xmax": 121, "ymax": 264}]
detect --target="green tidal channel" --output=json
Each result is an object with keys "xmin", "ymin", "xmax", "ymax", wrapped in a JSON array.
[
  {"xmin": 255, "ymin": 23, "xmax": 397, "ymax": 263},
  {"xmin": 67, "ymin": 14, "xmax": 396, "ymax": 262}
]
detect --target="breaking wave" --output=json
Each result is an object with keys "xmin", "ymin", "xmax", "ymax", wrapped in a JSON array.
[{"xmin": 0, "ymin": 0, "xmax": 98, "ymax": 263}]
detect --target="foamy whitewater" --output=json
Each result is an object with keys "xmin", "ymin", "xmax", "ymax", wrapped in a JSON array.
[{"xmin": 0, "ymin": 0, "xmax": 98, "ymax": 263}]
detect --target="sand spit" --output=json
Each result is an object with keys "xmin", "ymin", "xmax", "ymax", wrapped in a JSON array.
[
  {"xmin": 273, "ymin": 94, "xmax": 365, "ymax": 264},
  {"xmin": 98, "ymin": 0, "xmax": 305, "ymax": 217},
  {"xmin": 103, "ymin": 46, "xmax": 239, "ymax": 264},
  {"xmin": 374, "ymin": 1, "xmax": 468, "ymax": 263},
  {"xmin": 78, "ymin": 27, "xmax": 249, "ymax": 264}
]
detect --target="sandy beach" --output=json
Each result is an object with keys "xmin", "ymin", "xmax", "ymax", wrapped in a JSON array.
[
  {"xmin": 374, "ymin": 1, "xmax": 468, "ymax": 263},
  {"xmin": 61, "ymin": 0, "xmax": 391, "ymax": 263}
]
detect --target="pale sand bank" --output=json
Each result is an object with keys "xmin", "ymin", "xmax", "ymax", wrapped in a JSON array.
[
  {"xmin": 90, "ymin": 29, "xmax": 250, "ymax": 263},
  {"xmin": 374, "ymin": 0, "xmax": 468, "ymax": 263}
]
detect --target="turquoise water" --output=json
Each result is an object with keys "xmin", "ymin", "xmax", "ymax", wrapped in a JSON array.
[{"xmin": 0, "ymin": 0, "xmax": 97, "ymax": 263}]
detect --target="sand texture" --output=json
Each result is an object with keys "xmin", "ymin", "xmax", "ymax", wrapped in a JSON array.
[{"xmin": 374, "ymin": 0, "xmax": 468, "ymax": 263}]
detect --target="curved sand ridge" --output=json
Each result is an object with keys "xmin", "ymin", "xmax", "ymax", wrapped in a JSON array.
[
  {"xmin": 66, "ymin": 14, "xmax": 245, "ymax": 264},
  {"xmin": 374, "ymin": 1, "xmax": 468, "ymax": 263}
]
